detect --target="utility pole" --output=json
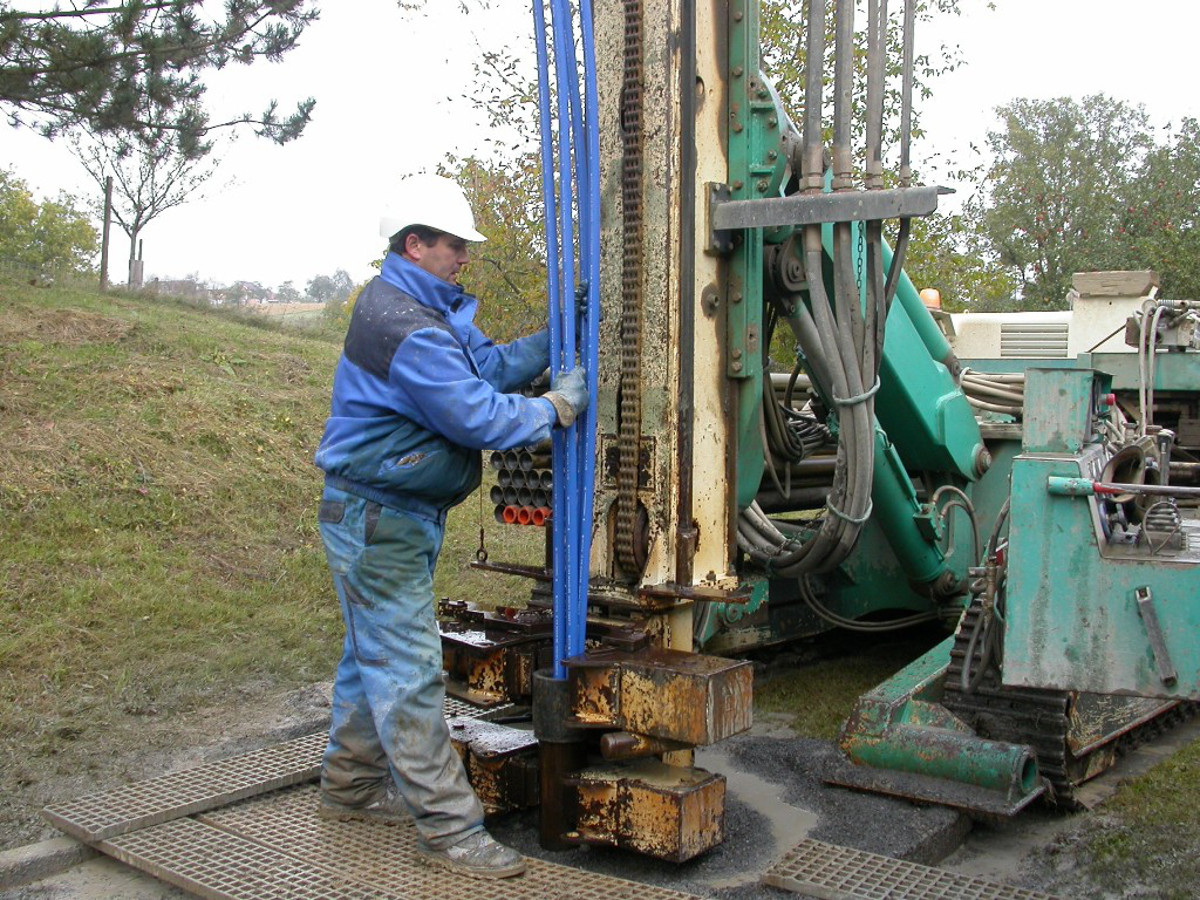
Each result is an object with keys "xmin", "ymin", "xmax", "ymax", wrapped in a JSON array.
[{"xmin": 99, "ymin": 176, "xmax": 113, "ymax": 291}]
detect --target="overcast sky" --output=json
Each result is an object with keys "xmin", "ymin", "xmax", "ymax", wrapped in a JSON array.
[{"xmin": 2, "ymin": 1, "xmax": 1196, "ymax": 290}]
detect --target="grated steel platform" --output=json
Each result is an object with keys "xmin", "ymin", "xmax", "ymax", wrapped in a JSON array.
[
  {"xmin": 764, "ymin": 838, "xmax": 1064, "ymax": 900},
  {"xmin": 188, "ymin": 784, "xmax": 702, "ymax": 900},
  {"xmin": 42, "ymin": 699, "xmax": 510, "ymax": 845},
  {"xmin": 96, "ymin": 785, "xmax": 704, "ymax": 899},
  {"xmin": 40, "ymin": 698, "xmax": 700, "ymax": 900},
  {"xmin": 98, "ymin": 816, "xmax": 389, "ymax": 900},
  {"xmin": 43, "ymin": 732, "xmax": 327, "ymax": 843}
]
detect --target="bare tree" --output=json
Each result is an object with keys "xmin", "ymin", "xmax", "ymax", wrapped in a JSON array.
[{"xmin": 72, "ymin": 129, "xmax": 219, "ymax": 285}]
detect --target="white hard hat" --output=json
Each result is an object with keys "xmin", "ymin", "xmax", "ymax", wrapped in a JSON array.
[{"xmin": 379, "ymin": 174, "xmax": 487, "ymax": 243}]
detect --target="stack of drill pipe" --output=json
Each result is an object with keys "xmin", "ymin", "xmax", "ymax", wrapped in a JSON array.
[
  {"xmin": 489, "ymin": 445, "xmax": 555, "ymax": 526},
  {"xmin": 534, "ymin": 0, "xmax": 600, "ymax": 678}
]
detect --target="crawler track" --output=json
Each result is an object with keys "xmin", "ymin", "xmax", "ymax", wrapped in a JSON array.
[{"xmin": 942, "ymin": 600, "xmax": 1194, "ymax": 807}]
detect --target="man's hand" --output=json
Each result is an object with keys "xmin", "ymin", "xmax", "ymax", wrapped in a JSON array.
[
  {"xmin": 575, "ymin": 281, "xmax": 600, "ymax": 322},
  {"xmin": 544, "ymin": 367, "xmax": 589, "ymax": 428}
]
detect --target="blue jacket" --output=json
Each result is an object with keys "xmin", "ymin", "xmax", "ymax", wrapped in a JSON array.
[{"xmin": 315, "ymin": 253, "xmax": 555, "ymax": 519}]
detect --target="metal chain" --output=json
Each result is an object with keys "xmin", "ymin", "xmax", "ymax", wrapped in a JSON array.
[
  {"xmin": 855, "ymin": 220, "xmax": 865, "ymax": 295},
  {"xmin": 476, "ymin": 462, "xmax": 488, "ymax": 563},
  {"xmin": 615, "ymin": 0, "xmax": 644, "ymax": 574}
]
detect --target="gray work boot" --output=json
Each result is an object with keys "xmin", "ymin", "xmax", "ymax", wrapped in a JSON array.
[
  {"xmin": 416, "ymin": 830, "xmax": 526, "ymax": 879},
  {"xmin": 318, "ymin": 785, "xmax": 409, "ymax": 826}
]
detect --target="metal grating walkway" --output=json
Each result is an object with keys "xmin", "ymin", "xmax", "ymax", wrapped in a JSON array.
[
  {"xmin": 43, "ymin": 699, "xmax": 510, "ymax": 845},
  {"xmin": 43, "ymin": 732, "xmax": 327, "ymax": 843},
  {"xmin": 764, "ymin": 838, "xmax": 1064, "ymax": 900},
  {"xmin": 39, "ymin": 698, "xmax": 704, "ymax": 900},
  {"xmin": 188, "ymin": 785, "xmax": 697, "ymax": 900},
  {"xmin": 97, "ymin": 784, "xmax": 702, "ymax": 899}
]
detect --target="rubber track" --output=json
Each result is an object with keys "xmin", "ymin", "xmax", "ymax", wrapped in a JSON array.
[{"xmin": 942, "ymin": 600, "xmax": 1195, "ymax": 807}]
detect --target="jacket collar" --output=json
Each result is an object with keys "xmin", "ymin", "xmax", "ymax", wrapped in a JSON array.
[
  {"xmin": 379, "ymin": 252, "xmax": 479, "ymax": 333},
  {"xmin": 380, "ymin": 252, "xmax": 468, "ymax": 316}
]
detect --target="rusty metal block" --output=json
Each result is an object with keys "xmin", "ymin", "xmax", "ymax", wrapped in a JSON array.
[
  {"xmin": 565, "ymin": 654, "xmax": 622, "ymax": 726},
  {"xmin": 446, "ymin": 717, "xmax": 539, "ymax": 815},
  {"xmin": 564, "ymin": 647, "xmax": 753, "ymax": 745},
  {"xmin": 440, "ymin": 623, "xmax": 552, "ymax": 705},
  {"xmin": 569, "ymin": 760, "xmax": 726, "ymax": 863}
]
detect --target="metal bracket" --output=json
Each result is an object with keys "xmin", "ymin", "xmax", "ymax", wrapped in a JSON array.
[
  {"xmin": 708, "ymin": 182, "xmax": 952, "ymax": 253},
  {"xmin": 1134, "ymin": 586, "xmax": 1179, "ymax": 686},
  {"xmin": 707, "ymin": 182, "xmax": 734, "ymax": 254}
]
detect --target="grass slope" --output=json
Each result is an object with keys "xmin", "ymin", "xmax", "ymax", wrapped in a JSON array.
[
  {"xmin": 0, "ymin": 281, "xmax": 542, "ymax": 846},
  {"xmin": 0, "ymin": 285, "xmax": 340, "ymax": 770}
]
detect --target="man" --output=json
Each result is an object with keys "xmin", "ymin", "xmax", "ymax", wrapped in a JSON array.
[{"xmin": 313, "ymin": 174, "xmax": 587, "ymax": 879}]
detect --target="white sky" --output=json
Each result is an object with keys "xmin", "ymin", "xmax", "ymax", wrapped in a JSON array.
[{"xmin": 2, "ymin": 0, "xmax": 1197, "ymax": 289}]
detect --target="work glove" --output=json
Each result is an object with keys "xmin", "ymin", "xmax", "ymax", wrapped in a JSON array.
[
  {"xmin": 575, "ymin": 281, "xmax": 601, "ymax": 322},
  {"xmin": 544, "ymin": 366, "xmax": 589, "ymax": 428}
]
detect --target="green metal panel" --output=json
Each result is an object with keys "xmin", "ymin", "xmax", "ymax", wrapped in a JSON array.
[
  {"xmin": 1005, "ymin": 450, "xmax": 1200, "ymax": 699},
  {"xmin": 726, "ymin": 0, "xmax": 784, "ymax": 509},
  {"xmin": 837, "ymin": 637, "xmax": 1042, "ymax": 809},
  {"xmin": 869, "ymin": 427, "xmax": 949, "ymax": 585},
  {"xmin": 874, "ymin": 245, "xmax": 984, "ymax": 479},
  {"xmin": 1019, "ymin": 368, "xmax": 1108, "ymax": 453}
]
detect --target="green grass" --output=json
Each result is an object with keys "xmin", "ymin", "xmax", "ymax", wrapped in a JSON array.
[
  {"xmin": 1071, "ymin": 735, "xmax": 1200, "ymax": 899},
  {"xmin": 752, "ymin": 631, "xmax": 943, "ymax": 739},
  {"xmin": 0, "ymin": 280, "xmax": 542, "ymax": 786}
]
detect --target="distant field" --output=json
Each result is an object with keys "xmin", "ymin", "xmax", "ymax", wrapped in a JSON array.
[{"xmin": 254, "ymin": 301, "xmax": 327, "ymax": 317}]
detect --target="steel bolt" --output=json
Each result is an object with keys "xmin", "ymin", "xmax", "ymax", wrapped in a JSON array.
[
  {"xmin": 756, "ymin": 179, "xmax": 768, "ymax": 192},
  {"xmin": 732, "ymin": 360, "xmax": 743, "ymax": 372},
  {"xmin": 732, "ymin": 65, "xmax": 744, "ymax": 77},
  {"xmin": 732, "ymin": 348, "xmax": 742, "ymax": 359}
]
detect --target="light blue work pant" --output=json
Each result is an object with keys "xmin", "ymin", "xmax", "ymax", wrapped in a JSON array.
[{"xmin": 317, "ymin": 485, "xmax": 484, "ymax": 850}]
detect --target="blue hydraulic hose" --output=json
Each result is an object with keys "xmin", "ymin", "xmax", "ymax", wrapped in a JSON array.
[
  {"xmin": 534, "ymin": 0, "xmax": 601, "ymax": 677},
  {"xmin": 548, "ymin": 0, "xmax": 580, "ymax": 677},
  {"xmin": 576, "ymin": 0, "xmax": 601, "ymax": 649},
  {"xmin": 531, "ymin": 0, "xmax": 568, "ymax": 677}
]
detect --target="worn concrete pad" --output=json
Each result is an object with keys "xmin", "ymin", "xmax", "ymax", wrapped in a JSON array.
[{"xmin": 0, "ymin": 837, "xmax": 97, "ymax": 891}]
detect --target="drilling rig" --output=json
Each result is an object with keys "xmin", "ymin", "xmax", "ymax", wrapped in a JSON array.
[{"xmin": 438, "ymin": 0, "xmax": 1200, "ymax": 861}]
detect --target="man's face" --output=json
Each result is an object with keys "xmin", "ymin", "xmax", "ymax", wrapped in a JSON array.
[{"xmin": 406, "ymin": 233, "xmax": 470, "ymax": 285}]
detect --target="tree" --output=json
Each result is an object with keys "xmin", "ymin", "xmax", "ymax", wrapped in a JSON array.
[
  {"xmin": 0, "ymin": 1, "xmax": 317, "ymax": 156},
  {"xmin": 898, "ymin": 207, "xmax": 1018, "ymax": 311},
  {"xmin": 0, "ymin": 167, "xmax": 97, "ymax": 273},
  {"xmin": 1119, "ymin": 117, "xmax": 1200, "ymax": 299},
  {"xmin": 967, "ymin": 95, "xmax": 1154, "ymax": 308},
  {"xmin": 276, "ymin": 280, "xmax": 302, "ymax": 302},
  {"xmin": 450, "ymin": 154, "xmax": 548, "ymax": 341},
  {"xmin": 307, "ymin": 268, "xmax": 354, "ymax": 304},
  {"xmin": 71, "ymin": 128, "xmax": 219, "ymax": 283}
]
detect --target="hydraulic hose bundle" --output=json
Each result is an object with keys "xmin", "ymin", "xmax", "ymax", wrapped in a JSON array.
[
  {"xmin": 740, "ymin": 0, "xmax": 913, "ymax": 578},
  {"xmin": 532, "ymin": 0, "xmax": 601, "ymax": 677}
]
